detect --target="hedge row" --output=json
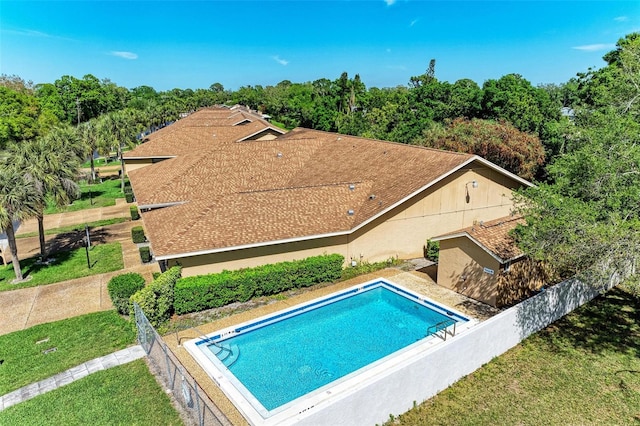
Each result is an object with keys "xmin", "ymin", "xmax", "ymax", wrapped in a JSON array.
[
  {"xmin": 107, "ymin": 272, "xmax": 146, "ymax": 315},
  {"xmin": 130, "ymin": 266, "xmax": 181, "ymax": 327},
  {"xmin": 174, "ymin": 254, "xmax": 344, "ymax": 315}
]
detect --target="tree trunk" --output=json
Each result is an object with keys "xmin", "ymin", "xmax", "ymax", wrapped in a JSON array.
[
  {"xmin": 90, "ymin": 156, "xmax": 96, "ymax": 182},
  {"xmin": 119, "ymin": 145, "xmax": 126, "ymax": 193},
  {"xmin": 5, "ymin": 223, "xmax": 23, "ymax": 282},
  {"xmin": 37, "ymin": 211, "xmax": 47, "ymax": 260}
]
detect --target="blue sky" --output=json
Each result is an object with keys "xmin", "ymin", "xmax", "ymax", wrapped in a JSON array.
[{"xmin": 1, "ymin": 1, "xmax": 638, "ymax": 91}]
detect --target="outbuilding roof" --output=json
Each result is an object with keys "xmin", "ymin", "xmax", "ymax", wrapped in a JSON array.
[{"xmin": 431, "ymin": 215, "xmax": 525, "ymax": 263}]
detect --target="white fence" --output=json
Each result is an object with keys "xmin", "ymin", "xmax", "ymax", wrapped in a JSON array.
[{"xmin": 294, "ymin": 278, "xmax": 606, "ymax": 426}]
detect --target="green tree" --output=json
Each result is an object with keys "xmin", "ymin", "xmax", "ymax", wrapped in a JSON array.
[
  {"xmin": 11, "ymin": 126, "xmax": 81, "ymax": 259},
  {"xmin": 0, "ymin": 164, "xmax": 39, "ymax": 282},
  {"xmin": 515, "ymin": 35, "xmax": 640, "ymax": 296},
  {"xmin": 97, "ymin": 109, "xmax": 143, "ymax": 191},
  {"xmin": 0, "ymin": 86, "xmax": 40, "ymax": 149}
]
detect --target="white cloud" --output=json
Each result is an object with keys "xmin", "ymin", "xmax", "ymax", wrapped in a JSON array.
[
  {"xmin": 272, "ymin": 55, "xmax": 289, "ymax": 66},
  {"xmin": 384, "ymin": 0, "xmax": 396, "ymax": 5},
  {"xmin": 614, "ymin": 16, "xmax": 628, "ymax": 22},
  {"xmin": 110, "ymin": 51, "xmax": 138, "ymax": 60},
  {"xmin": 572, "ymin": 43, "xmax": 615, "ymax": 52},
  {"xmin": 410, "ymin": 18, "xmax": 419, "ymax": 27},
  {"xmin": 3, "ymin": 28, "xmax": 74, "ymax": 41}
]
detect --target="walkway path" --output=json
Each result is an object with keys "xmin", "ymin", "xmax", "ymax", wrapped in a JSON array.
[
  {"xmin": 1, "ymin": 199, "xmax": 160, "ymax": 335},
  {"xmin": 0, "ymin": 345, "xmax": 146, "ymax": 411}
]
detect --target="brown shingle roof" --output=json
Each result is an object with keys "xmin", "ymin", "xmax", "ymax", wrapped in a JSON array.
[
  {"xmin": 433, "ymin": 216, "xmax": 525, "ymax": 262},
  {"xmin": 124, "ymin": 108, "xmax": 282, "ymax": 159},
  {"xmin": 130, "ymin": 121, "xmax": 484, "ymax": 258}
]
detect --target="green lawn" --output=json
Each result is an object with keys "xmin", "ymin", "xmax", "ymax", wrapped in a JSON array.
[
  {"xmin": 44, "ymin": 178, "xmax": 127, "ymax": 214},
  {"xmin": 0, "ymin": 242, "xmax": 123, "ymax": 291},
  {"xmin": 16, "ymin": 218, "xmax": 129, "ymax": 239},
  {"xmin": 0, "ymin": 360, "xmax": 183, "ymax": 426},
  {"xmin": 81, "ymin": 157, "xmax": 121, "ymax": 168},
  {"xmin": 386, "ymin": 286, "xmax": 640, "ymax": 425},
  {"xmin": 0, "ymin": 311, "xmax": 136, "ymax": 395}
]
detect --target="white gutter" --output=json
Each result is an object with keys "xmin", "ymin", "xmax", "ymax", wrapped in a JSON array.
[
  {"xmin": 123, "ymin": 155, "xmax": 176, "ymax": 160},
  {"xmin": 138, "ymin": 201, "xmax": 186, "ymax": 210}
]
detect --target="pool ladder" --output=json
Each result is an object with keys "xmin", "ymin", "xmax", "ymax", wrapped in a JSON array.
[{"xmin": 426, "ymin": 318, "xmax": 457, "ymax": 341}]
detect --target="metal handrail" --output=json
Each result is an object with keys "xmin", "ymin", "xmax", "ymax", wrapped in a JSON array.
[{"xmin": 426, "ymin": 318, "xmax": 457, "ymax": 341}]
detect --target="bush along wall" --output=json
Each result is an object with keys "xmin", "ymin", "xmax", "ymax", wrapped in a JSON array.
[
  {"xmin": 174, "ymin": 254, "xmax": 344, "ymax": 315},
  {"xmin": 139, "ymin": 246, "xmax": 151, "ymax": 263},
  {"xmin": 131, "ymin": 226, "xmax": 145, "ymax": 243},
  {"xmin": 130, "ymin": 205, "xmax": 140, "ymax": 220},
  {"xmin": 107, "ymin": 272, "xmax": 146, "ymax": 315},
  {"xmin": 130, "ymin": 266, "xmax": 182, "ymax": 327}
]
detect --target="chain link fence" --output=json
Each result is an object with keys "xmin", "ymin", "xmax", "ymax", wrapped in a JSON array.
[{"xmin": 134, "ymin": 303, "xmax": 233, "ymax": 426}]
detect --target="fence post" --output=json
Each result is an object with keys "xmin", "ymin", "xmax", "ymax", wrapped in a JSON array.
[{"xmin": 194, "ymin": 382, "xmax": 204, "ymax": 426}]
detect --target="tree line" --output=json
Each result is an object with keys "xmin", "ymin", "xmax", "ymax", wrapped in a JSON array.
[{"xmin": 1, "ymin": 32, "xmax": 639, "ymax": 295}]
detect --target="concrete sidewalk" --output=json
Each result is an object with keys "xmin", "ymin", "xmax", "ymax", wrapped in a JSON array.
[
  {"xmin": 15, "ymin": 198, "xmax": 131, "ymax": 237},
  {"xmin": 0, "ymin": 345, "xmax": 146, "ymax": 411},
  {"xmin": 1, "ymin": 201, "xmax": 159, "ymax": 335}
]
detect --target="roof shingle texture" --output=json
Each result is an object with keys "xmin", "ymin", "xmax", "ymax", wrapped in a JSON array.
[
  {"xmin": 127, "ymin": 109, "xmax": 476, "ymax": 258},
  {"xmin": 439, "ymin": 216, "xmax": 525, "ymax": 262}
]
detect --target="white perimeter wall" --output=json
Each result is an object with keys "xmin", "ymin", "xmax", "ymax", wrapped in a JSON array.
[{"xmin": 292, "ymin": 278, "xmax": 608, "ymax": 426}]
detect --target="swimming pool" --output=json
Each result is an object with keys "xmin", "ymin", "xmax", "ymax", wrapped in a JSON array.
[{"xmin": 185, "ymin": 278, "xmax": 474, "ymax": 425}]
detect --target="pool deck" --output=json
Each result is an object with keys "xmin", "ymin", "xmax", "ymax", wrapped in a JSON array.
[{"xmin": 165, "ymin": 268, "xmax": 500, "ymax": 426}]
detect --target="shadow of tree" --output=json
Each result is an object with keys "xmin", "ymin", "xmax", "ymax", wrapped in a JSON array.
[
  {"xmin": 43, "ymin": 228, "xmax": 113, "ymax": 254},
  {"xmin": 532, "ymin": 286, "xmax": 640, "ymax": 357}
]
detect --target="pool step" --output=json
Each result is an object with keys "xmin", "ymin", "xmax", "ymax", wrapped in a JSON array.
[
  {"xmin": 209, "ymin": 343, "xmax": 240, "ymax": 367},
  {"xmin": 223, "ymin": 345, "xmax": 240, "ymax": 367}
]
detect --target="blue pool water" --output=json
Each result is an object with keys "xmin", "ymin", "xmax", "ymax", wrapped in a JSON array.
[{"xmin": 199, "ymin": 283, "xmax": 466, "ymax": 412}]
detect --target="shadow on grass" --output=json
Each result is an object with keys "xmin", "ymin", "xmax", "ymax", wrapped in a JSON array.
[
  {"xmin": 536, "ymin": 287, "xmax": 640, "ymax": 357},
  {"xmin": 43, "ymin": 228, "xmax": 113, "ymax": 255},
  {"xmin": 78, "ymin": 189, "xmax": 107, "ymax": 201}
]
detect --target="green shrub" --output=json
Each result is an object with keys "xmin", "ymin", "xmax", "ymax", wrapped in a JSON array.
[
  {"xmin": 340, "ymin": 257, "xmax": 400, "ymax": 281},
  {"xmin": 125, "ymin": 192, "xmax": 134, "ymax": 203},
  {"xmin": 174, "ymin": 254, "xmax": 344, "ymax": 314},
  {"xmin": 424, "ymin": 239, "xmax": 440, "ymax": 262},
  {"xmin": 130, "ymin": 266, "xmax": 181, "ymax": 327},
  {"xmin": 131, "ymin": 226, "xmax": 145, "ymax": 243},
  {"xmin": 107, "ymin": 273, "xmax": 146, "ymax": 315},
  {"xmin": 139, "ymin": 246, "xmax": 151, "ymax": 263},
  {"xmin": 130, "ymin": 206, "xmax": 140, "ymax": 220}
]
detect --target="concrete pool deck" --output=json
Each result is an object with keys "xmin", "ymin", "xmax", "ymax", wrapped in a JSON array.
[{"xmin": 165, "ymin": 268, "xmax": 501, "ymax": 426}]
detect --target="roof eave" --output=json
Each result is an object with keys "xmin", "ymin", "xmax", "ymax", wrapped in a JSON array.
[{"xmin": 154, "ymin": 230, "xmax": 350, "ymax": 261}]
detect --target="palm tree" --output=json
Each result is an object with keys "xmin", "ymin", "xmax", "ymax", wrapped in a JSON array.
[
  {"xmin": 0, "ymin": 164, "xmax": 38, "ymax": 282},
  {"xmin": 11, "ymin": 127, "xmax": 81, "ymax": 260},
  {"xmin": 96, "ymin": 109, "xmax": 143, "ymax": 192},
  {"xmin": 78, "ymin": 119, "xmax": 107, "ymax": 182}
]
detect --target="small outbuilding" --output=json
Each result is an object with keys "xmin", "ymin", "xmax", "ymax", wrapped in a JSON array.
[{"xmin": 431, "ymin": 216, "xmax": 546, "ymax": 307}]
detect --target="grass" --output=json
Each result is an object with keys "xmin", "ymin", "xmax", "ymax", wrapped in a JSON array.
[
  {"xmin": 81, "ymin": 157, "xmax": 121, "ymax": 168},
  {"xmin": 0, "ymin": 242, "xmax": 123, "ymax": 292},
  {"xmin": 0, "ymin": 310, "xmax": 136, "ymax": 395},
  {"xmin": 44, "ymin": 178, "xmax": 128, "ymax": 214},
  {"xmin": 385, "ymin": 286, "xmax": 640, "ymax": 425},
  {"xmin": 0, "ymin": 359, "xmax": 183, "ymax": 425},
  {"xmin": 16, "ymin": 218, "xmax": 129, "ymax": 239}
]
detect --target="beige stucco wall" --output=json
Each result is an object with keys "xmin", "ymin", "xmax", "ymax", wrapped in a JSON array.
[
  {"xmin": 124, "ymin": 158, "xmax": 154, "ymax": 174},
  {"xmin": 166, "ymin": 163, "xmax": 522, "ymax": 278},
  {"xmin": 344, "ymin": 165, "xmax": 517, "ymax": 264},
  {"xmin": 437, "ymin": 237, "xmax": 501, "ymax": 306},
  {"xmin": 167, "ymin": 235, "xmax": 348, "ymax": 277}
]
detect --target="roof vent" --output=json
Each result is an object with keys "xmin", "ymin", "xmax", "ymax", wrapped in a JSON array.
[
  {"xmin": 347, "ymin": 209, "xmax": 354, "ymax": 216},
  {"xmin": 349, "ymin": 184, "xmax": 355, "ymax": 190},
  {"xmin": 276, "ymin": 152, "xmax": 283, "ymax": 158},
  {"xmin": 369, "ymin": 194, "xmax": 376, "ymax": 200},
  {"xmin": 337, "ymin": 137, "xmax": 342, "ymax": 141}
]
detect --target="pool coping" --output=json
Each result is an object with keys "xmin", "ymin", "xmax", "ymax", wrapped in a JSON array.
[{"xmin": 184, "ymin": 277, "xmax": 477, "ymax": 426}]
